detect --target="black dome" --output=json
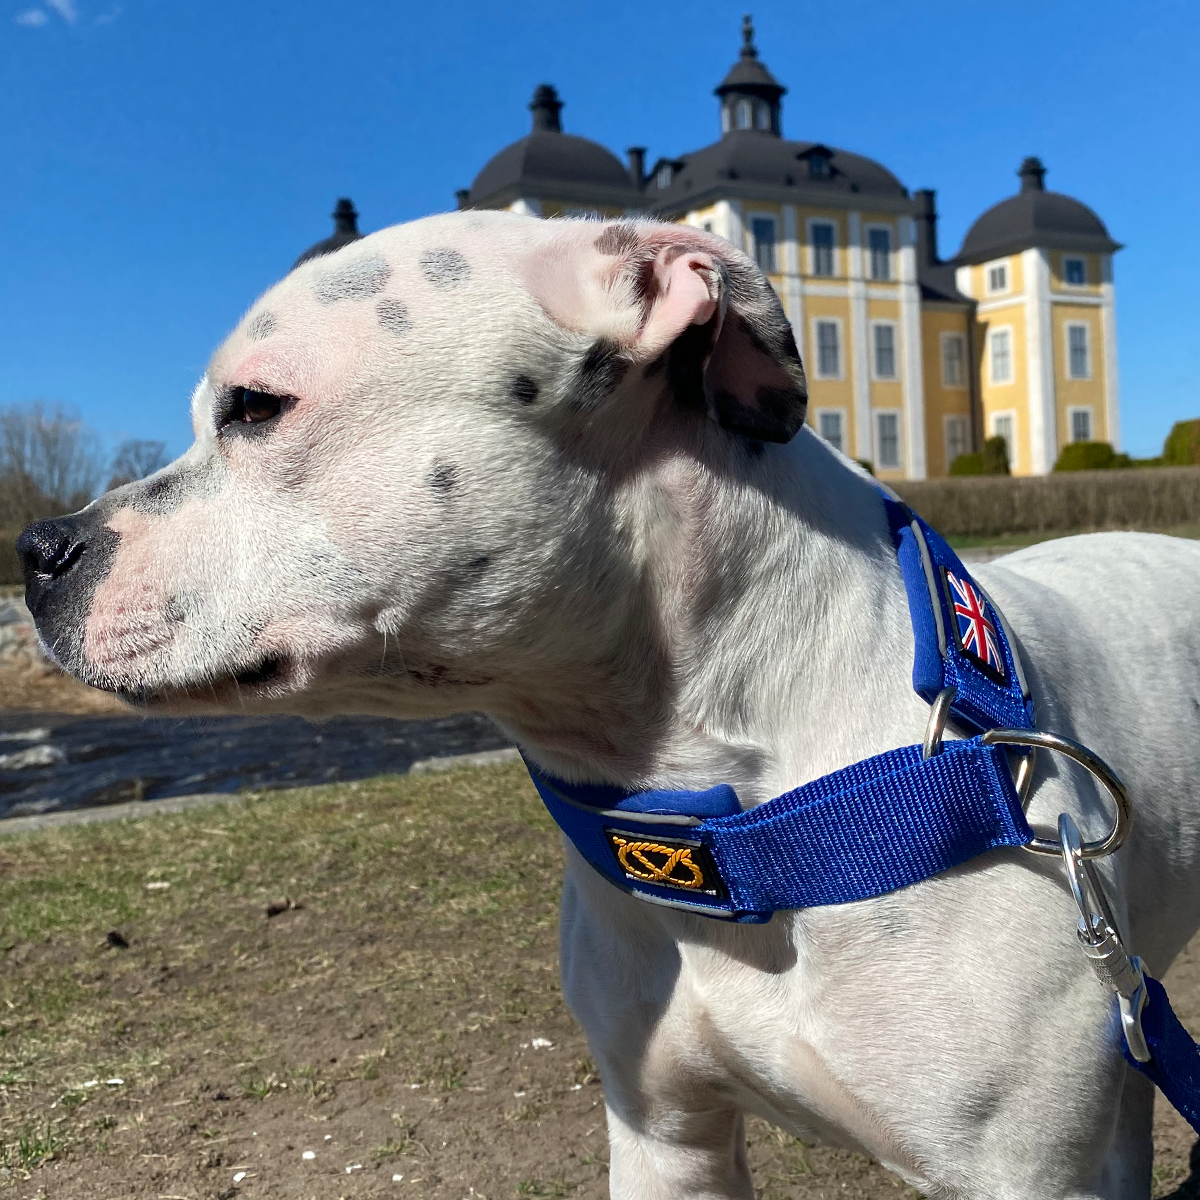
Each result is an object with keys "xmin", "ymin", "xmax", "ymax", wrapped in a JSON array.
[
  {"xmin": 466, "ymin": 85, "xmax": 639, "ymax": 210},
  {"xmin": 294, "ymin": 198, "xmax": 363, "ymax": 268},
  {"xmin": 954, "ymin": 158, "xmax": 1119, "ymax": 264},
  {"xmin": 650, "ymin": 131, "xmax": 907, "ymax": 213}
]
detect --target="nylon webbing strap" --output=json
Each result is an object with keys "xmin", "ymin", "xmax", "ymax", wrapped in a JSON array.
[
  {"xmin": 528, "ymin": 739, "xmax": 1032, "ymax": 923},
  {"xmin": 1124, "ymin": 978, "xmax": 1200, "ymax": 1135}
]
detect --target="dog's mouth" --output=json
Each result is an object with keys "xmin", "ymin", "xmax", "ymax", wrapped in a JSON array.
[{"xmin": 116, "ymin": 653, "xmax": 296, "ymax": 708}]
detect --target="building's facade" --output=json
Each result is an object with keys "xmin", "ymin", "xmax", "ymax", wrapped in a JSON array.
[{"xmin": 299, "ymin": 18, "xmax": 1122, "ymax": 479}]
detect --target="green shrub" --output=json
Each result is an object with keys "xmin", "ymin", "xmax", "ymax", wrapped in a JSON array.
[
  {"xmin": 949, "ymin": 452, "xmax": 982, "ymax": 476},
  {"xmin": 950, "ymin": 435, "xmax": 1009, "ymax": 476},
  {"xmin": 1054, "ymin": 441, "xmax": 1131, "ymax": 471},
  {"xmin": 1163, "ymin": 419, "xmax": 1200, "ymax": 466}
]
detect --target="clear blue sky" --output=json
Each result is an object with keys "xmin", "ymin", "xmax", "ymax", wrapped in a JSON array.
[{"xmin": 2, "ymin": 0, "xmax": 1196, "ymax": 461}]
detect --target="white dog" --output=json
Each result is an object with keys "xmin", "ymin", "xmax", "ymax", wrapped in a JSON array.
[{"xmin": 17, "ymin": 211, "xmax": 1200, "ymax": 1198}]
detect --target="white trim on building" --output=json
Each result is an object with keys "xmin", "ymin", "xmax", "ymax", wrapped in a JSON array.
[
  {"xmin": 847, "ymin": 211, "xmax": 872, "ymax": 460},
  {"xmin": 1100, "ymin": 253, "xmax": 1121, "ymax": 449},
  {"xmin": 898, "ymin": 216, "xmax": 926, "ymax": 478},
  {"xmin": 1023, "ymin": 247, "xmax": 1058, "ymax": 475}
]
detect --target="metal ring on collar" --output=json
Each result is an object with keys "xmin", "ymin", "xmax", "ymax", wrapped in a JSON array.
[
  {"xmin": 981, "ymin": 728, "xmax": 1133, "ymax": 859},
  {"xmin": 922, "ymin": 685, "xmax": 957, "ymax": 760}
]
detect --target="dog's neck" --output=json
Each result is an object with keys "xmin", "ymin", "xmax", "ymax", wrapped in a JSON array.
[{"xmin": 490, "ymin": 428, "xmax": 929, "ymax": 806}]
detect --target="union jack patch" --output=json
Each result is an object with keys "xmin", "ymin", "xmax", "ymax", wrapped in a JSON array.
[{"xmin": 944, "ymin": 569, "xmax": 1006, "ymax": 681}]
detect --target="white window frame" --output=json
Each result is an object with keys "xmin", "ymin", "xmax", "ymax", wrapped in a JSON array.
[
  {"xmin": 807, "ymin": 218, "xmax": 838, "ymax": 277},
  {"xmin": 940, "ymin": 331, "xmax": 967, "ymax": 388},
  {"xmin": 870, "ymin": 320, "xmax": 900, "ymax": 380},
  {"xmin": 990, "ymin": 410, "xmax": 1018, "ymax": 472},
  {"xmin": 1065, "ymin": 321, "xmax": 1092, "ymax": 380},
  {"xmin": 985, "ymin": 259, "xmax": 1011, "ymax": 296},
  {"xmin": 811, "ymin": 316, "xmax": 845, "ymax": 380},
  {"xmin": 1062, "ymin": 256, "xmax": 1088, "ymax": 288},
  {"xmin": 747, "ymin": 212, "xmax": 778, "ymax": 275},
  {"xmin": 1067, "ymin": 405, "xmax": 1095, "ymax": 444},
  {"xmin": 864, "ymin": 223, "xmax": 895, "ymax": 282},
  {"xmin": 944, "ymin": 414, "xmax": 971, "ymax": 471},
  {"xmin": 815, "ymin": 407, "xmax": 848, "ymax": 454},
  {"xmin": 989, "ymin": 325, "xmax": 1015, "ymax": 385},
  {"xmin": 874, "ymin": 409, "xmax": 904, "ymax": 471}
]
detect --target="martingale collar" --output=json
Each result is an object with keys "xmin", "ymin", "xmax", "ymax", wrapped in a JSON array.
[{"xmin": 523, "ymin": 496, "xmax": 1037, "ymax": 923}]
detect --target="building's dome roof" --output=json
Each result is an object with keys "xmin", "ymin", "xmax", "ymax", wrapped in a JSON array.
[
  {"xmin": 294, "ymin": 198, "xmax": 363, "ymax": 268},
  {"xmin": 650, "ymin": 131, "xmax": 907, "ymax": 212},
  {"xmin": 466, "ymin": 85, "xmax": 639, "ymax": 209},
  {"xmin": 954, "ymin": 157, "xmax": 1119, "ymax": 263}
]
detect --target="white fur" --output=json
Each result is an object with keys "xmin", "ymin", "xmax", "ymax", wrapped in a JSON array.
[{"xmin": 44, "ymin": 212, "xmax": 1200, "ymax": 1197}]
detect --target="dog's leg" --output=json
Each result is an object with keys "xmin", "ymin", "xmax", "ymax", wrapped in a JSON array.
[
  {"xmin": 1094, "ymin": 1067, "xmax": 1153, "ymax": 1200},
  {"xmin": 605, "ymin": 1102, "xmax": 753, "ymax": 1200}
]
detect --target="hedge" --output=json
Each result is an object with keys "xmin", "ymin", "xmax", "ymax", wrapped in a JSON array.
[{"xmin": 894, "ymin": 465, "xmax": 1200, "ymax": 539}]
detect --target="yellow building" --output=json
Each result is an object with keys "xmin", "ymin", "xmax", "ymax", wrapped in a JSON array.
[{"xmin": 299, "ymin": 18, "xmax": 1120, "ymax": 479}]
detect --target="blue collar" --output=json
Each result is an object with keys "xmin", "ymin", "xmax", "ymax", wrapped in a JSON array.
[{"xmin": 522, "ymin": 496, "xmax": 1037, "ymax": 922}]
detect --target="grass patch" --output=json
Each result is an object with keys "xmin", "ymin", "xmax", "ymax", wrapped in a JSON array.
[{"xmin": 946, "ymin": 522, "xmax": 1200, "ymax": 552}]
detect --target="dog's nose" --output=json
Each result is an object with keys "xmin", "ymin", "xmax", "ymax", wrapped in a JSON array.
[{"xmin": 16, "ymin": 518, "xmax": 87, "ymax": 584}]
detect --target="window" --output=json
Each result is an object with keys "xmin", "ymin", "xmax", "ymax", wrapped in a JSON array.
[
  {"xmin": 1064, "ymin": 257, "xmax": 1087, "ymax": 286},
  {"xmin": 815, "ymin": 320, "xmax": 841, "ymax": 378},
  {"xmin": 809, "ymin": 154, "xmax": 831, "ymax": 179},
  {"xmin": 992, "ymin": 413, "xmax": 1015, "ymax": 469},
  {"xmin": 876, "ymin": 412, "xmax": 901, "ymax": 469},
  {"xmin": 942, "ymin": 333, "xmax": 966, "ymax": 387},
  {"xmin": 868, "ymin": 228, "xmax": 891, "ymax": 281},
  {"xmin": 873, "ymin": 323, "xmax": 897, "ymax": 379},
  {"xmin": 817, "ymin": 410, "xmax": 845, "ymax": 453},
  {"xmin": 1067, "ymin": 323, "xmax": 1090, "ymax": 379},
  {"xmin": 987, "ymin": 263, "xmax": 1009, "ymax": 294},
  {"xmin": 1070, "ymin": 407, "xmax": 1094, "ymax": 443},
  {"xmin": 810, "ymin": 222, "xmax": 835, "ymax": 276},
  {"xmin": 945, "ymin": 415, "xmax": 970, "ymax": 469},
  {"xmin": 736, "ymin": 99, "xmax": 753, "ymax": 130},
  {"xmin": 755, "ymin": 103, "xmax": 771, "ymax": 131},
  {"xmin": 751, "ymin": 217, "xmax": 777, "ymax": 273},
  {"xmin": 656, "ymin": 164, "xmax": 673, "ymax": 189},
  {"xmin": 990, "ymin": 328, "xmax": 1013, "ymax": 384}
]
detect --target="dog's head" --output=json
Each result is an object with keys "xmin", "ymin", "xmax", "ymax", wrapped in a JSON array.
[{"xmin": 17, "ymin": 212, "xmax": 807, "ymax": 718}]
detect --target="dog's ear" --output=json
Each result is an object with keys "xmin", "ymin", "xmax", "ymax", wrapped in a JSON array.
[{"xmin": 526, "ymin": 221, "xmax": 808, "ymax": 444}]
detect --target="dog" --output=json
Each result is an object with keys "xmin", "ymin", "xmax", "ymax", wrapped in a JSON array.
[{"xmin": 17, "ymin": 211, "xmax": 1200, "ymax": 1198}]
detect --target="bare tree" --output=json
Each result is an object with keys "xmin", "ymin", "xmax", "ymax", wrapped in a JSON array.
[
  {"xmin": 108, "ymin": 438, "xmax": 169, "ymax": 490},
  {"xmin": 0, "ymin": 401, "xmax": 104, "ymax": 528}
]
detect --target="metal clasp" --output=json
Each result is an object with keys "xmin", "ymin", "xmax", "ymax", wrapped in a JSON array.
[{"xmin": 1058, "ymin": 812, "xmax": 1149, "ymax": 1062}]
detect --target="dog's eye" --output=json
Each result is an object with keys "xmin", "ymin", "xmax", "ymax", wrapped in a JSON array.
[{"xmin": 220, "ymin": 387, "xmax": 288, "ymax": 431}]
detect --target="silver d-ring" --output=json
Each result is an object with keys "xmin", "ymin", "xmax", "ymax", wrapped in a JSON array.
[
  {"xmin": 922, "ymin": 685, "xmax": 957, "ymax": 760},
  {"xmin": 981, "ymin": 728, "xmax": 1132, "ymax": 858}
]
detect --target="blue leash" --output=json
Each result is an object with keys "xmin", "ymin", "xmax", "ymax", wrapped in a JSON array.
[{"xmin": 522, "ymin": 494, "xmax": 1200, "ymax": 1136}]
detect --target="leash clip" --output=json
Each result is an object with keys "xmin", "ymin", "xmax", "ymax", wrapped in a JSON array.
[{"xmin": 1058, "ymin": 812, "xmax": 1150, "ymax": 1062}]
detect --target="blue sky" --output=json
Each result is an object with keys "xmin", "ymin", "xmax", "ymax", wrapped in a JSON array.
[{"xmin": 1, "ymin": 0, "xmax": 1197, "ymax": 461}]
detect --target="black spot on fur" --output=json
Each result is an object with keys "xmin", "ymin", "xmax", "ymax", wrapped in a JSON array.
[
  {"xmin": 744, "ymin": 439, "xmax": 765, "ymax": 459},
  {"xmin": 663, "ymin": 321, "xmax": 714, "ymax": 414},
  {"xmin": 569, "ymin": 339, "xmax": 629, "ymax": 414},
  {"xmin": 244, "ymin": 311, "xmax": 277, "ymax": 340},
  {"xmin": 510, "ymin": 375, "xmax": 539, "ymax": 406},
  {"xmin": 420, "ymin": 247, "xmax": 470, "ymax": 289},
  {"xmin": 163, "ymin": 593, "xmax": 200, "ymax": 624},
  {"xmin": 594, "ymin": 224, "xmax": 640, "ymax": 256},
  {"xmin": 377, "ymin": 297, "xmax": 413, "ymax": 336},
  {"xmin": 463, "ymin": 554, "xmax": 489, "ymax": 577},
  {"xmin": 429, "ymin": 460, "xmax": 458, "ymax": 495},
  {"xmin": 313, "ymin": 255, "xmax": 392, "ymax": 304}
]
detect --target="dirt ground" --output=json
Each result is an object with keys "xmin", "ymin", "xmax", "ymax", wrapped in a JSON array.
[{"xmin": 2, "ymin": 764, "xmax": 1200, "ymax": 1199}]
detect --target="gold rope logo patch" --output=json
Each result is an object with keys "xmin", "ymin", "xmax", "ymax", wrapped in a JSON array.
[{"xmin": 607, "ymin": 833, "xmax": 709, "ymax": 891}]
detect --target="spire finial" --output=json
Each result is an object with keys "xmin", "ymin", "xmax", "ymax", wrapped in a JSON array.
[
  {"xmin": 1018, "ymin": 156, "xmax": 1047, "ymax": 193},
  {"xmin": 741, "ymin": 13, "xmax": 757, "ymax": 58},
  {"xmin": 529, "ymin": 83, "xmax": 563, "ymax": 133},
  {"xmin": 332, "ymin": 198, "xmax": 359, "ymax": 235}
]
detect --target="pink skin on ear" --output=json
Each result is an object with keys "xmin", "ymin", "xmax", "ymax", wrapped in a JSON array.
[{"xmin": 636, "ymin": 247, "xmax": 723, "ymax": 359}]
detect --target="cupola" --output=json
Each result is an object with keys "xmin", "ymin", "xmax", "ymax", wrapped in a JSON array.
[{"xmin": 715, "ymin": 15, "xmax": 785, "ymax": 136}]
